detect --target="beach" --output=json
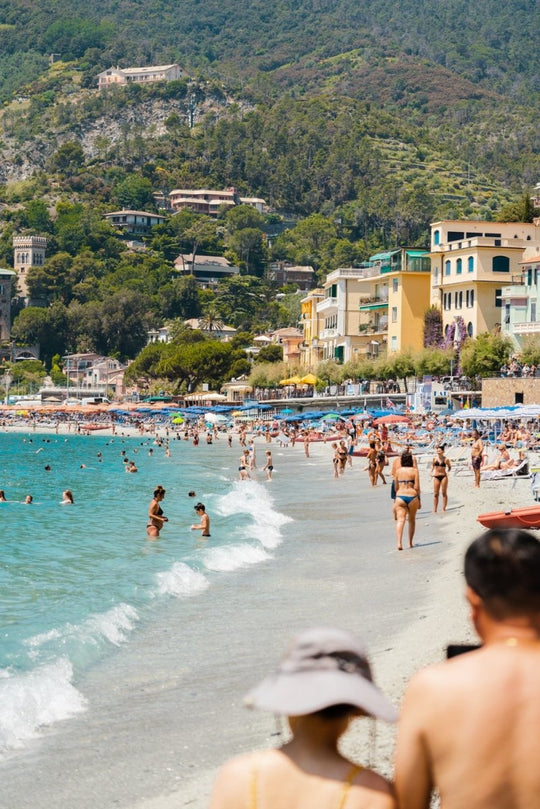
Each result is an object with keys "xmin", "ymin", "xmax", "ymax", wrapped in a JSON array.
[{"xmin": 0, "ymin": 430, "xmax": 534, "ymax": 809}]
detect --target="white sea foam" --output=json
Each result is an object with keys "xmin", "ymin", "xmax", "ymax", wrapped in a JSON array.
[
  {"xmin": 202, "ymin": 543, "xmax": 271, "ymax": 572},
  {"xmin": 214, "ymin": 480, "xmax": 292, "ymax": 549},
  {"xmin": 156, "ymin": 562, "xmax": 209, "ymax": 597},
  {"xmin": 0, "ymin": 658, "xmax": 86, "ymax": 753},
  {"xmin": 25, "ymin": 603, "xmax": 139, "ymax": 651}
]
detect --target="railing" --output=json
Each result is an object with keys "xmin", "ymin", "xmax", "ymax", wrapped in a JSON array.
[
  {"xmin": 513, "ymin": 322, "xmax": 540, "ymax": 334},
  {"xmin": 319, "ymin": 327, "xmax": 339, "ymax": 339},
  {"xmin": 316, "ymin": 297, "xmax": 338, "ymax": 312}
]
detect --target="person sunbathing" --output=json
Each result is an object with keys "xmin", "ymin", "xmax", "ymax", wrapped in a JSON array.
[{"xmin": 483, "ymin": 445, "xmax": 515, "ymax": 471}]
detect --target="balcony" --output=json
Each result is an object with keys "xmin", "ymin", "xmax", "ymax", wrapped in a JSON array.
[
  {"xmin": 319, "ymin": 327, "xmax": 339, "ymax": 339},
  {"xmin": 316, "ymin": 296, "xmax": 338, "ymax": 312},
  {"xmin": 359, "ymin": 296, "xmax": 389, "ymax": 310},
  {"xmin": 513, "ymin": 322, "xmax": 540, "ymax": 335},
  {"xmin": 432, "ymin": 236, "xmax": 530, "ymax": 252}
]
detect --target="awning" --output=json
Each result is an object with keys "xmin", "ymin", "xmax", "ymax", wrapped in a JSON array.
[{"xmin": 359, "ymin": 302, "xmax": 388, "ymax": 310}]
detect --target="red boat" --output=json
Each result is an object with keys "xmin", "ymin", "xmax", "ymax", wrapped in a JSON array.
[{"xmin": 477, "ymin": 507, "xmax": 540, "ymax": 530}]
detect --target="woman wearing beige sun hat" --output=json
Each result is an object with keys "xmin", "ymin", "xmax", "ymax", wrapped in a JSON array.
[{"xmin": 209, "ymin": 627, "xmax": 397, "ymax": 809}]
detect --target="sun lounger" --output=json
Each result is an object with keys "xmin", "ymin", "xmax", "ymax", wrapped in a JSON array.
[{"xmin": 482, "ymin": 459, "xmax": 530, "ymax": 481}]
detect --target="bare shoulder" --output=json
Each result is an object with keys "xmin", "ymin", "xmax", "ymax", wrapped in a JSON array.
[
  {"xmin": 354, "ymin": 767, "xmax": 396, "ymax": 807},
  {"xmin": 209, "ymin": 752, "xmax": 261, "ymax": 809}
]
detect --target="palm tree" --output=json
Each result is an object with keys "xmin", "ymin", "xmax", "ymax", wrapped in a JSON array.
[{"xmin": 199, "ymin": 304, "xmax": 224, "ymax": 336}]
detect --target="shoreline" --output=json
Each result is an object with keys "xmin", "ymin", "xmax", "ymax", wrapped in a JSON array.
[{"xmin": 0, "ymin": 433, "xmax": 535, "ymax": 809}]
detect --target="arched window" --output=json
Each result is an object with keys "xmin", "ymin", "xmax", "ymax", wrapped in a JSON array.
[
  {"xmin": 456, "ymin": 258, "xmax": 462, "ymax": 274},
  {"xmin": 434, "ymin": 230, "xmax": 440, "ymax": 246},
  {"xmin": 468, "ymin": 256, "xmax": 474, "ymax": 272},
  {"xmin": 468, "ymin": 322, "xmax": 473, "ymax": 337},
  {"xmin": 445, "ymin": 324, "xmax": 449, "ymax": 336},
  {"xmin": 445, "ymin": 260, "xmax": 451, "ymax": 276},
  {"xmin": 470, "ymin": 289, "xmax": 475, "ymax": 307},
  {"xmin": 492, "ymin": 255, "xmax": 510, "ymax": 272}
]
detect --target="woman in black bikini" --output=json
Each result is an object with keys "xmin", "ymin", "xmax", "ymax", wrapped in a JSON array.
[
  {"xmin": 432, "ymin": 445, "xmax": 451, "ymax": 513},
  {"xmin": 147, "ymin": 485, "xmax": 168, "ymax": 538},
  {"xmin": 394, "ymin": 451, "xmax": 421, "ymax": 550}
]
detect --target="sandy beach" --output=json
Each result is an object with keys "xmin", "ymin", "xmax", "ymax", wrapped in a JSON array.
[{"xmin": 0, "ymin": 428, "xmax": 535, "ymax": 809}]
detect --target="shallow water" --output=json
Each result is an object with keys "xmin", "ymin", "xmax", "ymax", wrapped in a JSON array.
[{"xmin": 0, "ymin": 432, "xmax": 290, "ymax": 754}]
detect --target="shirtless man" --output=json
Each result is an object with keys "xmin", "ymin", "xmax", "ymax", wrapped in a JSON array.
[
  {"xmin": 471, "ymin": 428, "xmax": 484, "ymax": 488},
  {"xmin": 395, "ymin": 528, "xmax": 540, "ymax": 809},
  {"xmin": 191, "ymin": 503, "xmax": 210, "ymax": 537}
]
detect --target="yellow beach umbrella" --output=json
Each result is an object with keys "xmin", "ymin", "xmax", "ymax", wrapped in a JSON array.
[
  {"xmin": 280, "ymin": 375, "xmax": 303, "ymax": 385},
  {"xmin": 300, "ymin": 373, "xmax": 319, "ymax": 385}
]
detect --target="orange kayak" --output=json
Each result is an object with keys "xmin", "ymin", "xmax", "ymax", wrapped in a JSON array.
[{"xmin": 477, "ymin": 507, "xmax": 540, "ymax": 530}]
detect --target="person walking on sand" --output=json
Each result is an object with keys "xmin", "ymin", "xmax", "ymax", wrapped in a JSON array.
[
  {"xmin": 263, "ymin": 450, "xmax": 274, "ymax": 481},
  {"xmin": 209, "ymin": 627, "xmax": 397, "ymax": 809},
  {"xmin": 376, "ymin": 441, "xmax": 387, "ymax": 485},
  {"xmin": 146, "ymin": 485, "xmax": 168, "ymax": 538},
  {"xmin": 395, "ymin": 528, "xmax": 540, "ymax": 809},
  {"xmin": 304, "ymin": 431, "xmax": 310, "ymax": 458},
  {"xmin": 191, "ymin": 502, "xmax": 210, "ymax": 537},
  {"xmin": 432, "ymin": 445, "xmax": 451, "ymax": 512},
  {"xmin": 471, "ymin": 429, "xmax": 483, "ymax": 488},
  {"xmin": 394, "ymin": 451, "xmax": 421, "ymax": 550},
  {"xmin": 367, "ymin": 441, "xmax": 378, "ymax": 486}
]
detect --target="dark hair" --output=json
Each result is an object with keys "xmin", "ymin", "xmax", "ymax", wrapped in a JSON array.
[
  {"xmin": 194, "ymin": 502, "xmax": 205, "ymax": 511},
  {"xmin": 400, "ymin": 451, "xmax": 413, "ymax": 467},
  {"xmin": 465, "ymin": 529, "xmax": 540, "ymax": 617},
  {"xmin": 153, "ymin": 485, "xmax": 166, "ymax": 498},
  {"xmin": 313, "ymin": 703, "xmax": 359, "ymax": 721},
  {"xmin": 188, "ymin": 491, "xmax": 196, "ymax": 497}
]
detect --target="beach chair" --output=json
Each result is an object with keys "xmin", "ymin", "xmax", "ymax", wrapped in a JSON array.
[{"xmin": 482, "ymin": 459, "xmax": 530, "ymax": 482}]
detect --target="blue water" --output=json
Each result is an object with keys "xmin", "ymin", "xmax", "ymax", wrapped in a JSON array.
[{"xmin": 0, "ymin": 431, "xmax": 290, "ymax": 752}]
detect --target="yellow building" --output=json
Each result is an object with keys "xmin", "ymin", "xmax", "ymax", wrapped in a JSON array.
[
  {"xmin": 315, "ymin": 250, "xmax": 431, "ymax": 363},
  {"xmin": 430, "ymin": 220, "xmax": 540, "ymax": 339},
  {"xmin": 300, "ymin": 288, "xmax": 324, "ymax": 368},
  {"xmin": 356, "ymin": 249, "xmax": 431, "ymax": 356}
]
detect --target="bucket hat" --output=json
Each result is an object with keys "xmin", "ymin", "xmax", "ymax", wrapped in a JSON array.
[{"xmin": 244, "ymin": 627, "xmax": 397, "ymax": 722}]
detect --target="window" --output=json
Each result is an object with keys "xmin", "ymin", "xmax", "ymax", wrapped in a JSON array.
[
  {"xmin": 391, "ymin": 336, "xmax": 397, "ymax": 351},
  {"xmin": 468, "ymin": 322, "xmax": 473, "ymax": 337},
  {"xmin": 468, "ymin": 256, "xmax": 474, "ymax": 272},
  {"xmin": 445, "ymin": 260, "xmax": 451, "ymax": 276},
  {"xmin": 492, "ymin": 256, "xmax": 510, "ymax": 273},
  {"xmin": 504, "ymin": 303, "xmax": 511, "ymax": 325},
  {"xmin": 434, "ymin": 230, "xmax": 440, "ymax": 246},
  {"xmin": 495, "ymin": 289, "xmax": 502, "ymax": 308},
  {"xmin": 392, "ymin": 278, "xmax": 398, "ymax": 292},
  {"xmin": 531, "ymin": 302, "xmax": 537, "ymax": 322},
  {"xmin": 455, "ymin": 291, "xmax": 459, "ymax": 308},
  {"xmin": 391, "ymin": 306, "xmax": 398, "ymax": 323},
  {"xmin": 470, "ymin": 289, "xmax": 474, "ymax": 307},
  {"xmin": 434, "ymin": 267, "xmax": 439, "ymax": 283},
  {"xmin": 456, "ymin": 258, "xmax": 462, "ymax": 274}
]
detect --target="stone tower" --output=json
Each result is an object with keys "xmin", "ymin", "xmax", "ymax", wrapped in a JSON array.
[
  {"xmin": 0, "ymin": 268, "xmax": 16, "ymax": 341},
  {"xmin": 13, "ymin": 235, "xmax": 47, "ymax": 299}
]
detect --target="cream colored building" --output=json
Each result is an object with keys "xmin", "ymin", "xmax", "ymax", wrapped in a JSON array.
[
  {"xmin": 97, "ymin": 64, "xmax": 182, "ymax": 89},
  {"xmin": 169, "ymin": 188, "xmax": 266, "ymax": 216},
  {"xmin": 430, "ymin": 220, "xmax": 540, "ymax": 339},
  {"xmin": 0, "ymin": 268, "xmax": 16, "ymax": 341},
  {"xmin": 13, "ymin": 235, "xmax": 47, "ymax": 300},
  {"xmin": 316, "ymin": 268, "xmax": 370, "ymax": 363},
  {"xmin": 300, "ymin": 288, "xmax": 324, "ymax": 368}
]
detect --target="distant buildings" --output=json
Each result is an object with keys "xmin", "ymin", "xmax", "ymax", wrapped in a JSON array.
[
  {"xmin": 430, "ymin": 219, "xmax": 540, "ymax": 340},
  {"xmin": 169, "ymin": 187, "xmax": 266, "ymax": 216},
  {"xmin": 300, "ymin": 288, "xmax": 325, "ymax": 369},
  {"xmin": 103, "ymin": 210, "xmax": 166, "ymax": 236},
  {"xmin": 270, "ymin": 327, "xmax": 304, "ymax": 364},
  {"xmin": 97, "ymin": 64, "xmax": 183, "ymax": 89},
  {"xmin": 13, "ymin": 235, "xmax": 47, "ymax": 301},
  {"xmin": 501, "ymin": 246, "xmax": 540, "ymax": 348},
  {"xmin": 269, "ymin": 262, "xmax": 315, "ymax": 290},
  {"xmin": 174, "ymin": 254, "xmax": 239, "ymax": 286},
  {"xmin": 0, "ymin": 268, "xmax": 16, "ymax": 341}
]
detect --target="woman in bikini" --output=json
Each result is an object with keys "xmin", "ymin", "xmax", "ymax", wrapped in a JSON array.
[
  {"xmin": 432, "ymin": 445, "xmax": 451, "ymax": 512},
  {"xmin": 394, "ymin": 451, "xmax": 421, "ymax": 550},
  {"xmin": 366, "ymin": 441, "xmax": 378, "ymax": 486},
  {"xmin": 209, "ymin": 627, "xmax": 397, "ymax": 809},
  {"xmin": 146, "ymin": 485, "xmax": 168, "ymax": 538}
]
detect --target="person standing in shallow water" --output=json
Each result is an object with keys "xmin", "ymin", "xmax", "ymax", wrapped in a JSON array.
[
  {"xmin": 146, "ymin": 485, "xmax": 168, "ymax": 538},
  {"xmin": 209, "ymin": 627, "xmax": 397, "ymax": 809},
  {"xmin": 394, "ymin": 451, "xmax": 421, "ymax": 550},
  {"xmin": 191, "ymin": 503, "xmax": 210, "ymax": 537}
]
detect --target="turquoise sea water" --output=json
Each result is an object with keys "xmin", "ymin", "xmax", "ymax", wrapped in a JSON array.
[{"xmin": 0, "ymin": 431, "xmax": 290, "ymax": 753}]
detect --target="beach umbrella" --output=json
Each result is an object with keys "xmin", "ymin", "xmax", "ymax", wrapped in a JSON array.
[
  {"xmin": 300, "ymin": 373, "xmax": 319, "ymax": 385},
  {"xmin": 205, "ymin": 412, "xmax": 227, "ymax": 424},
  {"xmin": 279, "ymin": 375, "xmax": 302, "ymax": 385},
  {"xmin": 373, "ymin": 414, "xmax": 411, "ymax": 425},
  {"xmin": 281, "ymin": 408, "xmax": 294, "ymax": 414},
  {"xmin": 172, "ymin": 416, "xmax": 184, "ymax": 424}
]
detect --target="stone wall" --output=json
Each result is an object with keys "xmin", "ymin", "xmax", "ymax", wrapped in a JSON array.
[{"xmin": 482, "ymin": 377, "xmax": 540, "ymax": 406}]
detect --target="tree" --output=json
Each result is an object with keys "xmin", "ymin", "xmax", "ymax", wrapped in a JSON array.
[
  {"xmin": 199, "ymin": 303, "xmax": 225, "ymax": 335},
  {"xmin": 159, "ymin": 275, "xmax": 202, "ymax": 320},
  {"xmin": 182, "ymin": 217, "xmax": 220, "ymax": 267},
  {"xmin": 228, "ymin": 227, "xmax": 267, "ymax": 275},
  {"xmin": 113, "ymin": 175, "xmax": 155, "ymax": 210},
  {"xmin": 498, "ymin": 193, "xmax": 538, "ymax": 223},
  {"xmin": 224, "ymin": 205, "xmax": 264, "ymax": 233},
  {"xmin": 414, "ymin": 347, "xmax": 454, "ymax": 377},
  {"xmin": 460, "ymin": 332, "xmax": 513, "ymax": 378},
  {"xmin": 11, "ymin": 303, "xmax": 70, "ymax": 367},
  {"xmin": 256, "ymin": 344, "xmax": 283, "ymax": 363},
  {"xmin": 26, "ymin": 252, "xmax": 73, "ymax": 303},
  {"xmin": 520, "ymin": 337, "xmax": 540, "ymax": 367},
  {"xmin": 157, "ymin": 341, "xmax": 234, "ymax": 390},
  {"xmin": 49, "ymin": 141, "xmax": 85, "ymax": 176}
]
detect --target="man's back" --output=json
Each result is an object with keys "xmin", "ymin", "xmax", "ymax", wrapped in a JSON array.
[{"xmin": 396, "ymin": 642, "xmax": 540, "ymax": 809}]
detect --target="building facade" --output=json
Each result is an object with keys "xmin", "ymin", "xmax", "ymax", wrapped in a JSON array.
[
  {"xmin": 501, "ymin": 249, "xmax": 540, "ymax": 347},
  {"xmin": 103, "ymin": 210, "xmax": 166, "ymax": 235},
  {"xmin": 174, "ymin": 254, "xmax": 240, "ymax": 286},
  {"xmin": 269, "ymin": 262, "xmax": 315, "ymax": 290},
  {"xmin": 430, "ymin": 220, "xmax": 540, "ymax": 340},
  {"xmin": 13, "ymin": 235, "xmax": 47, "ymax": 300},
  {"xmin": 0, "ymin": 268, "xmax": 15, "ymax": 341},
  {"xmin": 169, "ymin": 188, "xmax": 266, "ymax": 216},
  {"xmin": 300, "ymin": 288, "xmax": 324, "ymax": 368},
  {"xmin": 97, "ymin": 64, "xmax": 182, "ymax": 89}
]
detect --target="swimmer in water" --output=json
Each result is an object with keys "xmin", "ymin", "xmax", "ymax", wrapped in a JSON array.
[
  {"xmin": 0, "ymin": 490, "xmax": 7, "ymax": 501},
  {"xmin": 24, "ymin": 495, "xmax": 33, "ymax": 504},
  {"xmin": 191, "ymin": 503, "xmax": 210, "ymax": 537},
  {"xmin": 61, "ymin": 490, "xmax": 74, "ymax": 504},
  {"xmin": 146, "ymin": 485, "xmax": 168, "ymax": 538}
]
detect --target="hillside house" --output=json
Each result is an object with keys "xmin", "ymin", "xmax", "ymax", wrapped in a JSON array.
[
  {"xmin": 174, "ymin": 254, "xmax": 239, "ymax": 286},
  {"xmin": 97, "ymin": 64, "xmax": 182, "ymax": 89},
  {"xmin": 103, "ymin": 210, "xmax": 166, "ymax": 236},
  {"xmin": 169, "ymin": 188, "xmax": 266, "ymax": 216}
]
